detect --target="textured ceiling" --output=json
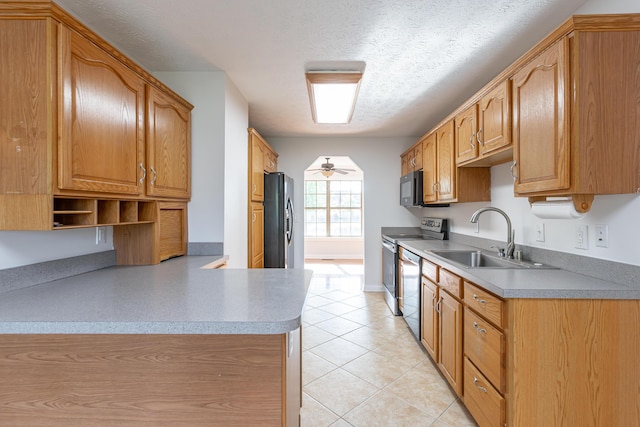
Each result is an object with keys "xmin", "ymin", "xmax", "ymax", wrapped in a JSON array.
[{"xmin": 55, "ymin": 0, "xmax": 587, "ymax": 138}]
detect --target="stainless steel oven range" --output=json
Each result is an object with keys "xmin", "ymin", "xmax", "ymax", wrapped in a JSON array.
[{"xmin": 381, "ymin": 218, "xmax": 448, "ymax": 316}]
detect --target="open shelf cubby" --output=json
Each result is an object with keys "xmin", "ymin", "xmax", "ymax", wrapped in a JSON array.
[{"xmin": 53, "ymin": 198, "xmax": 157, "ymax": 229}]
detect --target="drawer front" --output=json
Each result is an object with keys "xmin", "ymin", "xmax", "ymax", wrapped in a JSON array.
[
  {"xmin": 439, "ymin": 268, "xmax": 462, "ymax": 299},
  {"xmin": 463, "ymin": 357, "xmax": 505, "ymax": 427},
  {"xmin": 464, "ymin": 308, "xmax": 504, "ymax": 393},
  {"xmin": 464, "ymin": 281, "xmax": 504, "ymax": 328},
  {"xmin": 422, "ymin": 259, "xmax": 438, "ymax": 283}
]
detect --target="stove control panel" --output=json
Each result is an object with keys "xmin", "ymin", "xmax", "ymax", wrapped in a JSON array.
[{"xmin": 421, "ymin": 217, "xmax": 446, "ymax": 233}]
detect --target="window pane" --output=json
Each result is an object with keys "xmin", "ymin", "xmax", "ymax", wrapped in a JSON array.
[
  {"xmin": 339, "ymin": 195, "xmax": 350, "ymax": 207},
  {"xmin": 330, "ymin": 209, "xmax": 341, "ymax": 222},
  {"xmin": 306, "ymin": 181, "xmax": 316, "ymax": 193},
  {"xmin": 351, "ymin": 194, "xmax": 361, "ymax": 208},
  {"xmin": 330, "ymin": 194, "xmax": 340, "ymax": 207},
  {"xmin": 317, "ymin": 209, "xmax": 326, "ymax": 223},
  {"xmin": 340, "ymin": 223, "xmax": 349, "ymax": 236},
  {"xmin": 317, "ymin": 181, "xmax": 326, "ymax": 193},
  {"xmin": 351, "ymin": 223, "xmax": 361, "ymax": 236},
  {"xmin": 305, "ymin": 194, "xmax": 315, "ymax": 207},
  {"xmin": 330, "ymin": 222, "xmax": 340, "ymax": 236},
  {"xmin": 351, "ymin": 181, "xmax": 361, "ymax": 193},
  {"xmin": 340, "ymin": 209, "xmax": 350, "ymax": 222},
  {"xmin": 316, "ymin": 195, "xmax": 326, "ymax": 208},
  {"xmin": 351, "ymin": 210, "xmax": 361, "ymax": 222},
  {"xmin": 316, "ymin": 225, "xmax": 327, "ymax": 237},
  {"xmin": 305, "ymin": 210, "xmax": 316, "ymax": 222}
]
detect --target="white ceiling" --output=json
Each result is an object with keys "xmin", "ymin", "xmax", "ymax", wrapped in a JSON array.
[{"xmin": 55, "ymin": 0, "xmax": 587, "ymax": 138}]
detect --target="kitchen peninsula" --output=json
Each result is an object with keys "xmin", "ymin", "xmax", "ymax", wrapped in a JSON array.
[{"xmin": 0, "ymin": 256, "xmax": 311, "ymax": 427}]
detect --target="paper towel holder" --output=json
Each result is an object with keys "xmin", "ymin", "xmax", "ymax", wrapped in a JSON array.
[{"xmin": 528, "ymin": 194, "xmax": 594, "ymax": 213}]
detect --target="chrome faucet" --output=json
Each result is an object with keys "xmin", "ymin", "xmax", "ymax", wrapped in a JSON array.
[{"xmin": 470, "ymin": 207, "xmax": 515, "ymax": 259}]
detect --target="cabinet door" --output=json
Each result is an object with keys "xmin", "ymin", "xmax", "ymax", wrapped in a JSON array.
[
  {"xmin": 479, "ymin": 80, "xmax": 511, "ymax": 156},
  {"xmin": 413, "ymin": 144, "xmax": 423, "ymax": 171},
  {"xmin": 421, "ymin": 277, "xmax": 439, "ymax": 362},
  {"xmin": 249, "ymin": 202, "xmax": 264, "ymax": 268},
  {"xmin": 264, "ymin": 149, "xmax": 277, "ymax": 173},
  {"xmin": 436, "ymin": 120, "xmax": 456, "ymax": 201},
  {"xmin": 401, "ymin": 152, "xmax": 411, "ymax": 176},
  {"xmin": 159, "ymin": 201, "xmax": 188, "ymax": 261},
  {"xmin": 438, "ymin": 290, "xmax": 463, "ymax": 397},
  {"xmin": 58, "ymin": 25, "xmax": 145, "ymax": 195},
  {"xmin": 250, "ymin": 134, "xmax": 265, "ymax": 202},
  {"xmin": 455, "ymin": 104, "xmax": 478, "ymax": 164},
  {"xmin": 422, "ymin": 133, "xmax": 437, "ymax": 203},
  {"xmin": 146, "ymin": 85, "xmax": 191, "ymax": 199},
  {"xmin": 512, "ymin": 38, "xmax": 570, "ymax": 194}
]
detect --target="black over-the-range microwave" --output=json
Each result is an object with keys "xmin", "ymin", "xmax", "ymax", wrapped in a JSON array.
[
  {"xmin": 400, "ymin": 170, "xmax": 450, "ymax": 207},
  {"xmin": 400, "ymin": 170, "xmax": 423, "ymax": 206}
]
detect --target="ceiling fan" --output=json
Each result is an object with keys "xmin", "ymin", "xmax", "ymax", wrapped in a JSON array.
[{"xmin": 308, "ymin": 157, "xmax": 356, "ymax": 177}]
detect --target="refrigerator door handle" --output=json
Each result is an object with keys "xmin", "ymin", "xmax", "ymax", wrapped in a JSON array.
[{"xmin": 286, "ymin": 197, "xmax": 294, "ymax": 245}]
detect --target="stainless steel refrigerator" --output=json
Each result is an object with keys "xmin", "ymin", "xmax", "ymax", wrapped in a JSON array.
[{"xmin": 264, "ymin": 172, "xmax": 294, "ymax": 268}]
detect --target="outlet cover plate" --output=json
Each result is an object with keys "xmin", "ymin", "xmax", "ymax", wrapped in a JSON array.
[{"xmin": 575, "ymin": 224, "xmax": 588, "ymax": 250}]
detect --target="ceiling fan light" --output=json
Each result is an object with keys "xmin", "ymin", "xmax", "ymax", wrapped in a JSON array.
[
  {"xmin": 321, "ymin": 169, "xmax": 334, "ymax": 177},
  {"xmin": 306, "ymin": 72, "xmax": 363, "ymax": 124}
]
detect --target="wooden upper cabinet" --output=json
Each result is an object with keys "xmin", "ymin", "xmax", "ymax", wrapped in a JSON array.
[
  {"xmin": 146, "ymin": 85, "xmax": 191, "ymax": 199},
  {"xmin": 512, "ymin": 38, "xmax": 570, "ymax": 195},
  {"xmin": 264, "ymin": 148, "xmax": 278, "ymax": 173},
  {"xmin": 401, "ymin": 143, "xmax": 423, "ymax": 175},
  {"xmin": 436, "ymin": 120, "xmax": 456, "ymax": 201},
  {"xmin": 455, "ymin": 104, "xmax": 478, "ymax": 164},
  {"xmin": 478, "ymin": 80, "xmax": 511, "ymax": 157},
  {"xmin": 249, "ymin": 129, "xmax": 266, "ymax": 202},
  {"xmin": 58, "ymin": 25, "xmax": 145, "ymax": 196},
  {"xmin": 422, "ymin": 133, "xmax": 437, "ymax": 203}
]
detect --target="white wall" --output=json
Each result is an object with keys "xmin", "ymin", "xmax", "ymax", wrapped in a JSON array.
[
  {"xmin": 0, "ymin": 228, "xmax": 112, "ymax": 269},
  {"xmin": 267, "ymin": 137, "xmax": 418, "ymax": 291},
  {"xmin": 154, "ymin": 72, "xmax": 226, "ymax": 244},
  {"xmin": 442, "ymin": 163, "xmax": 640, "ymax": 267},
  {"xmin": 305, "ymin": 238, "xmax": 364, "ymax": 260},
  {"xmin": 577, "ymin": 0, "xmax": 640, "ymax": 13},
  {"xmin": 222, "ymin": 76, "xmax": 249, "ymax": 267}
]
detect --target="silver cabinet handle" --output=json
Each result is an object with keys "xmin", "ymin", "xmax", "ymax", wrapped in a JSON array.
[
  {"xmin": 252, "ymin": 212, "xmax": 256, "ymax": 222},
  {"xmin": 150, "ymin": 167, "xmax": 157, "ymax": 185},
  {"xmin": 473, "ymin": 377, "xmax": 488, "ymax": 393},
  {"xmin": 139, "ymin": 162, "xmax": 146, "ymax": 184},
  {"xmin": 432, "ymin": 295, "xmax": 437, "ymax": 312},
  {"xmin": 510, "ymin": 161, "xmax": 517, "ymax": 181},
  {"xmin": 435, "ymin": 298, "xmax": 442, "ymax": 314},
  {"xmin": 473, "ymin": 322, "xmax": 487, "ymax": 335},
  {"xmin": 477, "ymin": 128, "xmax": 484, "ymax": 146},
  {"xmin": 473, "ymin": 294, "xmax": 487, "ymax": 305},
  {"xmin": 253, "ymin": 183, "xmax": 257, "ymax": 194}
]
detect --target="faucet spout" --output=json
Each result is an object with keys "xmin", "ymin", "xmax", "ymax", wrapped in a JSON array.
[{"xmin": 469, "ymin": 207, "xmax": 515, "ymax": 259}]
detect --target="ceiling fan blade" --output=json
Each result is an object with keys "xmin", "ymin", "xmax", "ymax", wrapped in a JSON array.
[{"xmin": 334, "ymin": 169, "xmax": 348, "ymax": 174}]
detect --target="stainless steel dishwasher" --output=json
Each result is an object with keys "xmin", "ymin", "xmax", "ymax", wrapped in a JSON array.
[{"xmin": 399, "ymin": 247, "xmax": 421, "ymax": 341}]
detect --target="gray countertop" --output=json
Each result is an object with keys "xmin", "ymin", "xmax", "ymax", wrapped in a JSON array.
[
  {"xmin": 0, "ymin": 256, "xmax": 313, "ymax": 335},
  {"xmin": 399, "ymin": 240, "xmax": 640, "ymax": 299}
]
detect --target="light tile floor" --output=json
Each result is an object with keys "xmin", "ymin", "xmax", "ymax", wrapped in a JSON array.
[{"xmin": 301, "ymin": 260, "xmax": 477, "ymax": 427}]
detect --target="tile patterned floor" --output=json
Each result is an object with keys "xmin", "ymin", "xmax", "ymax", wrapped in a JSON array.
[{"xmin": 301, "ymin": 260, "xmax": 477, "ymax": 427}]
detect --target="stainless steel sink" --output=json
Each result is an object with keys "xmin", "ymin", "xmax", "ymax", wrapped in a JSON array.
[{"xmin": 429, "ymin": 250, "xmax": 556, "ymax": 269}]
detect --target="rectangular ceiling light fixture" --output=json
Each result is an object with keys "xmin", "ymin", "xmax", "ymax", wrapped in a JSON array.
[{"xmin": 306, "ymin": 71, "xmax": 363, "ymax": 124}]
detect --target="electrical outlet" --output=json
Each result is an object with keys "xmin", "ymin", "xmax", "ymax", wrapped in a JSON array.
[
  {"xmin": 595, "ymin": 224, "xmax": 609, "ymax": 248},
  {"xmin": 96, "ymin": 227, "xmax": 107, "ymax": 245},
  {"xmin": 536, "ymin": 223, "xmax": 545, "ymax": 242},
  {"xmin": 575, "ymin": 224, "xmax": 589, "ymax": 249}
]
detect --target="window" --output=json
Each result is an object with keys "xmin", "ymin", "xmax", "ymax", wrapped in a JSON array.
[{"xmin": 304, "ymin": 180, "xmax": 362, "ymax": 237}]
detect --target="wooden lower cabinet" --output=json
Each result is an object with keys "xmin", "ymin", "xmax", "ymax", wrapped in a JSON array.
[
  {"xmin": 0, "ymin": 330, "xmax": 302, "ymax": 426},
  {"xmin": 421, "ymin": 277, "xmax": 438, "ymax": 361},
  {"xmin": 249, "ymin": 202, "xmax": 265, "ymax": 268},
  {"xmin": 438, "ymin": 289, "xmax": 463, "ymax": 397},
  {"xmin": 464, "ymin": 357, "xmax": 505, "ymax": 427},
  {"xmin": 506, "ymin": 298, "xmax": 640, "ymax": 427}
]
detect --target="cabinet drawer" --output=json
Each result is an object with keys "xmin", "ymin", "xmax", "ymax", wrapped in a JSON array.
[
  {"xmin": 464, "ymin": 308, "xmax": 504, "ymax": 393},
  {"xmin": 464, "ymin": 281, "xmax": 504, "ymax": 328},
  {"xmin": 422, "ymin": 259, "xmax": 438, "ymax": 283},
  {"xmin": 463, "ymin": 357, "xmax": 505, "ymax": 427},
  {"xmin": 439, "ymin": 268, "xmax": 462, "ymax": 299}
]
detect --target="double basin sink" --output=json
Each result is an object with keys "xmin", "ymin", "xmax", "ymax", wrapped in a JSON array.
[{"xmin": 429, "ymin": 250, "xmax": 556, "ymax": 270}]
